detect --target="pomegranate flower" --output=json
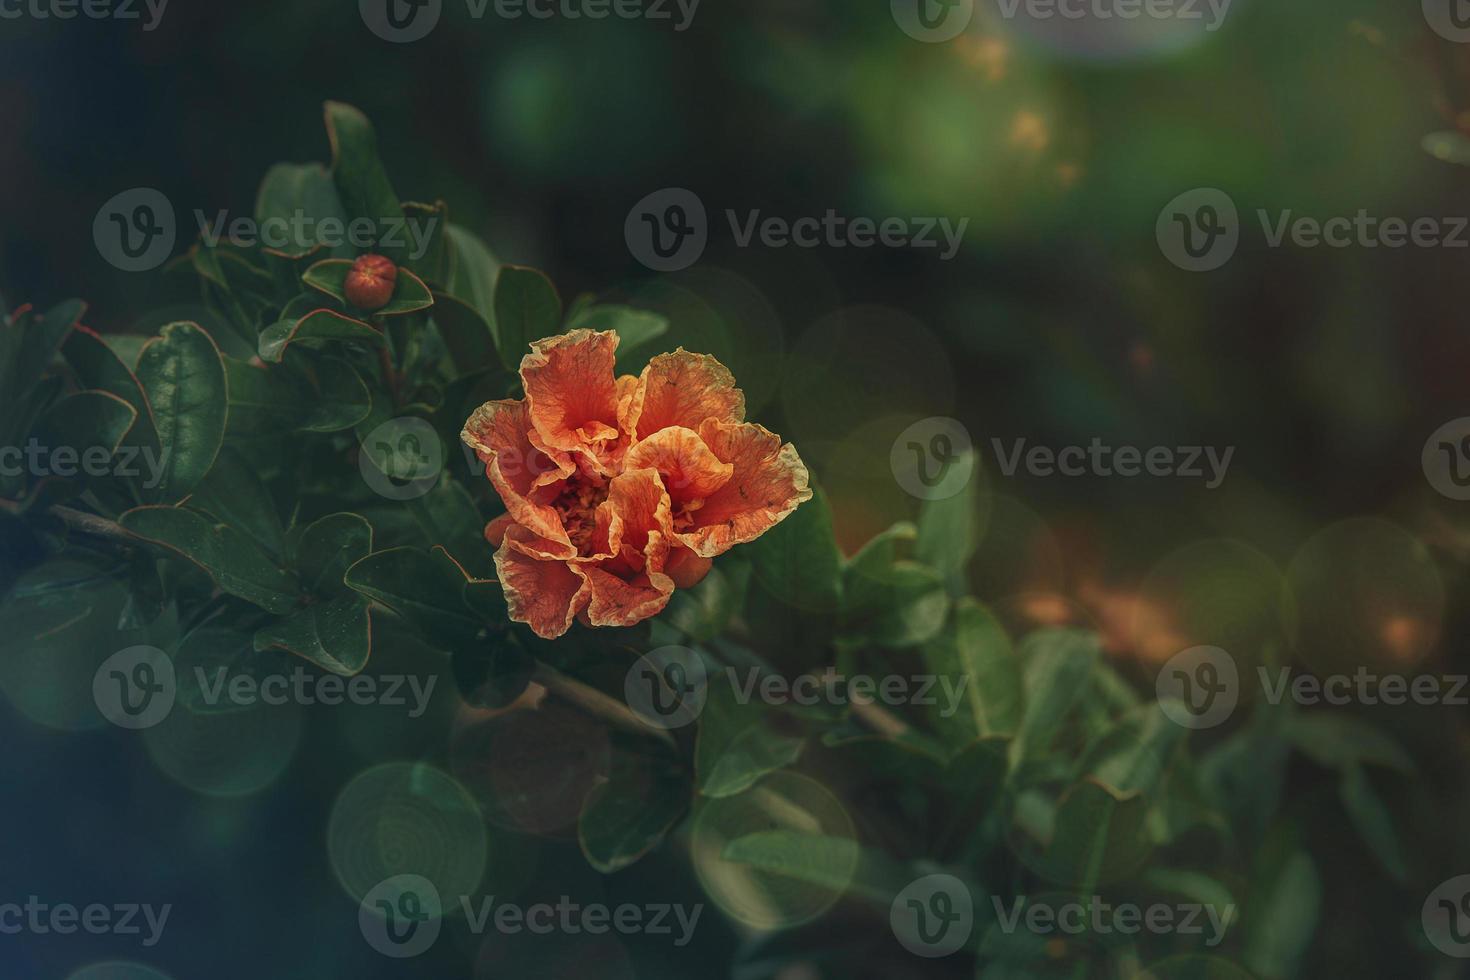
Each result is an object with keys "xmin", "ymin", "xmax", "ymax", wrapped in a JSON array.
[{"xmin": 462, "ymin": 329, "xmax": 811, "ymax": 639}]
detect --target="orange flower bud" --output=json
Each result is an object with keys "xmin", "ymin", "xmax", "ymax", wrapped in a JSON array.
[{"xmin": 344, "ymin": 253, "xmax": 397, "ymax": 311}]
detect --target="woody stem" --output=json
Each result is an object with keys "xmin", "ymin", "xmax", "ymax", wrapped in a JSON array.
[{"xmin": 532, "ymin": 662, "xmax": 676, "ymax": 748}]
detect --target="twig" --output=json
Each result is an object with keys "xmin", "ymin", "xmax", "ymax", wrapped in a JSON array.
[
  {"xmin": 0, "ymin": 500, "xmax": 133, "ymax": 544},
  {"xmin": 532, "ymin": 662, "xmax": 675, "ymax": 748}
]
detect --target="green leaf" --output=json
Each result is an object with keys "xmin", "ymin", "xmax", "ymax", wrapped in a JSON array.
[
  {"xmin": 662, "ymin": 561, "xmax": 749, "ymax": 643},
  {"xmin": 0, "ymin": 300, "xmax": 84, "ymax": 424},
  {"xmin": 190, "ymin": 448, "xmax": 285, "ymax": 557},
  {"xmin": 565, "ymin": 304, "xmax": 669, "ymax": 364},
  {"xmin": 323, "ymin": 101, "xmax": 405, "ymax": 259},
  {"xmin": 915, "ymin": 447, "xmax": 981, "ymax": 594},
  {"xmin": 254, "ymin": 593, "xmax": 372, "ymax": 676},
  {"xmin": 1286, "ymin": 713, "xmax": 1414, "ymax": 774},
  {"xmin": 254, "ymin": 162, "xmax": 349, "ymax": 259},
  {"xmin": 747, "ymin": 485, "xmax": 841, "ymax": 613},
  {"xmin": 1339, "ymin": 764, "xmax": 1407, "ymax": 882},
  {"xmin": 431, "ymin": 291, "xmax": 502, "ymax": 374},
  {"xmin": 258, "ymin": 308, "xmax": 384, "ymax": 363},
  {"xmin": 449, "ymin": 629, "xmax": 530, "ymax": 708},
  {"xmin": 120, "ymin": 505, "xmax": 298, "ymax": 614},
  {"xmin": 579, "ymin": 762, "xmax": 689, "ymax": 873},
  {"xmin": 222, "ymin": 356, "xmax": 294, "ymax": 436},
  {"xmin": 1083, "ymin": 701, "xmax": 1187, "ymax": 796},
  {"xmin": 923, "ymin": 598, "xmax": 1019, "ymax": 743},
  {"xmin": 297, "ymin": 512, "xmax": 373, "ymax": 596},
  {"xmin": 1011, "ymin": 627, "xmax": 1099, "ymax": 768},
  {"xmin": 60, "ymin": 327, "xmax": 158, "ymax": 452},
  {"xmin": 696, "ymin": 674, "xmax": 805, "ymax": 798},
  {"xmin": 720, "ymin": 831, "xmax": 915, "ymax": 908},
  {"xmin": 302, "ymin": 259, "xmax": 434, "ymax": 316},
  {"xmin": 1032, "ymin": 778, "xmax": 1151, "ymax": 889},
  {"xmin": 406, "ymin": 477, "xmax": 493, "ymax": 579},
  {"xmin": 494, "ymin": 265, "xmax": 562, "ymax": 360},
  {"xmin": 298, "ymin": 355, "xmax": 372, "ymax": 432},
  {"xmin": 841, "ymin": 523, "xmax": 948, "ymax": 648},
  {"xmin": 445, "ymin": 223, "xmax": 501, "ymax": 326},
  {"xmin": 344, "ymin": 546, "xmax": 484, "ymax": 648},
  {"xmin": 30, "ymin": 390, "xmax": 138, "ymax": 469},
  {"xmin": 1242, "ymin": 845, "xmax": 1321, "ymax": 979},
  {"xmin": 401, "ymin": 200, "xmax": 451, "ymax": 283},
  {"xmin": 135, "ymin": 321, "xmax": 227, "ymax": 500}
]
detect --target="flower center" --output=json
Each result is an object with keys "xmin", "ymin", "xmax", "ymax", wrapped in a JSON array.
[{"xmin": 552, "ymin": 477, "xmax": 609, "ymax": 555}]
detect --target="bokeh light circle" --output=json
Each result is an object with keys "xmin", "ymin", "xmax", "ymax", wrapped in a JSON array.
[
  {"xmin": 690, "ymin": 770, "xmax": 858, "ymax": 930},
  {"xmin": 328, "ymin": 762, "xmax": 487, "ymax": 910}
]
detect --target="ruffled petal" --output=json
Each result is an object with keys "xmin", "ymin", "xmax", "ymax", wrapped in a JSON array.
[
  {"xmin": 677, "ymin": 420, "xmax": 813, "ymax": 557},
  {"xmin": 494, "ymin": 527, "xmax": 590, "ymax": 639},
  {"xmin": 598, "ymin": 467, "xmax": 675, "ymax": 569},
  {"xmin": 580, "ymin": 563, "xmax": 675, "ymax": 628},
  {"xmin": 462, "ymin": 399, "xmax": 575, "ymax": 546},
  {"xmin": 624, "ymin": 349, "xmax": 745, "ymax": 442},
  {"xmin": 665, "ymin": 548, "xmax": 713, "ymax": 589},
  {"xmin": 520, "ymin": 329, "xmax": 622, "ymax": 455},
  {"xmin": 623, "ymin": 426, "xmax": 734, "ymax": 506}
]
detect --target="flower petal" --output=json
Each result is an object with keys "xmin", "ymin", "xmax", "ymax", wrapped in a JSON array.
[
  {"xmin": 665, "ymin": 548, "xmax": 713, "ymax": 589},
  {"xmin": 599, "ymin": 467, "xmax": 675, "ymax": 568},
  {"xmin": 580, "ymin": 563, "xmax": 675, "ymax": 628},
  {"xmin": 520, "ymin": 329, "xmax": 622, "ymax": 455},
  {"xmin": 677, "ymin": 420, "xmax": 813, "ymax": 557},
  {"xmin": 462, "ymin": 399, "xmax": 574, "ymax": 546},
  {"xmin": 624, "ymin": 349, "xmax": 745, "ymax": 442},
  {"xmin": 623, "ymin": 426, "xmax": 734, "ymax": 505},
  {"xmin": 495, "ymin": 527, "xmax": 590, "ymax": 639}
]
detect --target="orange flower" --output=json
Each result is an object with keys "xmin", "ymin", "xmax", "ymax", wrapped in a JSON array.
[{"xmin": 463, "ymin": 329, "xmax": 811, "ymax": 639}]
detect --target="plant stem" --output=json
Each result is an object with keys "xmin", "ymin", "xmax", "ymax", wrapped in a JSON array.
[
  {"xmin": 0, "ymin": 501, "xmax": 133, "ymax": 544},
  {"xmin": 532, "ymin": 662, "xmax": 675, "ymax": 748}
]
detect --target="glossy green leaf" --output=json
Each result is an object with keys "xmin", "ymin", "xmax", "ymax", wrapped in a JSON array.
[
  {"xmin": 924, "ymin": 598, "xmax": 1019, "ymax": 743},
  {"xmin": 254, "ymin": 593, "xmax": 372, "ymax": 676},
  {"xmin": 258, "ymin": 308, "xmax": 384, "ymax": 363},
  {"xmin": 1012, "ymin": 627, "xmax": 1099, "ymax": 768},
  {"xmin": 254, "ymin": 162, "xmax": 349, "ymax": 259},
  {"xmin": 1339, "ymin": 764, "xmax": 1407, "ymax": 882},
  {"xmin": 1083, "ymin": 701, "xmax": 1187, "ymax": 796},
  {"xmin": 445, "ymin": 223, "xmax": 501, "ymax": 326},
  {"xmin": 565, "ymin": 304, "xmax": 669, "ymax": 363},
  {"xmin": 1286, "ymin": 713, "xmax": 1414, "ymax": 773},
  {"xmin": 494, "ymin": 265, "xmax": 562, "ymax": 360},
  {"xmin": 298, "ymin": 356, "xmax": 372, "ymax": 432},
  {"xmin": 696, "ymin": 674, "xmax": 805, "ymax": 798},
  {"xmin": 344, "ymin": 546, "xmax": 484, "ymax": 648},
  {"xmin": 1242, "ymin": 845, "xmax": 1321, "ymax": 979},
  {"xmin": 747, "ymin": 485, "xmax": 841, "ymax": 613},
  {"xmin": 431, "ymin": 291, "xmax": 502, "ymax": 374},
  {"xmin": 297, "ymin": 512, "xmax": 373, "ymax": 596},
  {"xmin": 915, "ymin": 447, "xmax": 982, "ymax": 594},
  {"xmin": 579, "ymin": 762, "xmax": 689, "ymax": 873},
  {"xmin": 135, "ymin": 321, "xmax": 227, "ymax": 500},
  {"xmin": 120, "ymin": 505, "xmax": 298, "ymax": 614},
  {"xmin": 1031, "ymin": 778, "xmax": 1151, "ymax": 889},
  {"xmin": 190, "ymin": 448, "xmax": 285, "ymax": 557},
  {"xmin": 324, "ymin": 101, "xmax": 405, "ymax": 259},
  {"xmin": 841, "ymin": 523, "xmax": 949, "ymax": 648},
  {"xmin": 406, "ymin": 477, "xmax": 493, "ymax": 579},
  {"xmin": 401, "ymin": 200, "xmax": 450, "ymax": 282}
]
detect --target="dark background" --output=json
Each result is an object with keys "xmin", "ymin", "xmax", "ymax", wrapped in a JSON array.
[{"xmin": 4, "ymin": 0, "xmax": 1470, "ymax": 977}]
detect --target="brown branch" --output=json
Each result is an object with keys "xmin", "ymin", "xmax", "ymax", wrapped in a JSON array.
[
  {"xmin": 0, "ymin": 500, "xmax": 133, "ymax": 544},
  {"xmin": 532, "ymin": 662, "xmax": 676, "ymax": 747}
]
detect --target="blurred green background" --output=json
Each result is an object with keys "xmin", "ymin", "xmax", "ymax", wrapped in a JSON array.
[{"xmin": 3, "ymin": 0, "xmax": 1470, "ymax": 977}]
